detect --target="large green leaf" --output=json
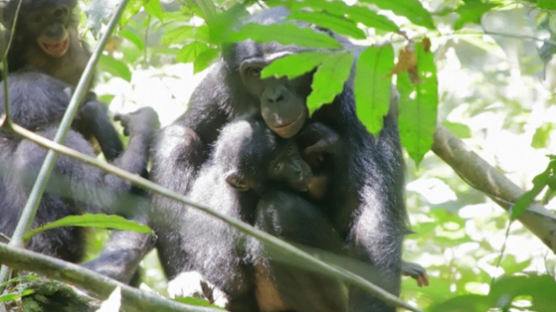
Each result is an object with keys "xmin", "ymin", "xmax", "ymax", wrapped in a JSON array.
[
  {"xmin": 24, "ymin": 214, "xmax": 152, "ymax": 241},
  {"xmin": 273, "ymin": 0, "xmax": 399, "ymax": 32},
  {"xmin": 307, "ymin": 52, "xmax": 354, "ymax": 115},
  {"xmin": 397, "ymin": 43, "xmax": 438, "ymax": 165},
  {"xmin": 99, "ymin": 55, "xmax": 132, "ymax": 82},
  {"xmin": 354, "ymin": 45, "xmax": 394, "ymax": 136},
  {"xmin": 228, "ymin": 23, "xmax": 342, "ymax": 49},
  {"xmin": 144, "ymin": 0, "xmax": 165, "ymax": 21},
  {"xmin": 538, "ymin": 0, "xmax": 556, "ymax": 10},
  {"xmin": 193, "ymin": 48, "xmax": 219, "ymax": 73},
  {"xmin": 287, "ymin": 11, "xmax": 366, "ymax": 39},
  {"xmin": 511, "ymin": 158, "xmax": 555, "ymax": 219},
  {"xmin": 261, "ymin": 52, "xmax": 330, "ymax": 79},
  {"xmin": 177, "ymin": 41, "xmax": 210, "ymax": 64},
  {"xmin": 360, "ymin": 0, "xmax": 435, "ymax": 29}
]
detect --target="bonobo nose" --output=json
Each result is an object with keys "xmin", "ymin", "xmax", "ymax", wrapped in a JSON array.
[{"xmin": 263, "ymin": 85, "xmax": 287, "ymax": 104}]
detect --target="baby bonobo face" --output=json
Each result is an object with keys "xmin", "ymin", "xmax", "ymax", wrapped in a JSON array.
[
  {"xmin": 225, "ymin": 141, "xmax": 313, "ymax": 193},
  {"xmin": 267, "ymin": 141, "xmax": 313, "ymax": 192}
]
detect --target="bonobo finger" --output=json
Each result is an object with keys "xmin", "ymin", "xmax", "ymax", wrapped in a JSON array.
[{"xmin": 114, "ymin": 113, "xmax": 131, "ymax": 136}]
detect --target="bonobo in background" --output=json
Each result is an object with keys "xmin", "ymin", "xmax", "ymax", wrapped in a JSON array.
[
  {"xmin": 151, "ymin": 6, "xmax": 408, "ymax": 312},
  {"xmin": 0, "ymin": 72, "xmax": 159, "ymax": 282},
  {"xmin": 1, "ymin": 0, "xmax": 123, "ymax": 161}
]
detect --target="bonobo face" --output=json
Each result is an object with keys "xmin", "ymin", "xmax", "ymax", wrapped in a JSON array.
[
  {"xmin": 239, "ymin": 56, "xmax": 311, "ymax": 139},
  {"xmin": 23, "ymin": 3, "xmax": 74, "ymax": 58},
  {"xmin": 267, "ymin": 141, "xmax": 313, "ymax": 192}
]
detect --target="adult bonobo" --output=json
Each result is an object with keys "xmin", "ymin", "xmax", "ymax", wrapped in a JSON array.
[
  {"xmin": 0, "ymin": 72, "xmax": 159, "ymax": 268},
  {"xmin": 151, "ymin": 6, "xmax": 407, "ymax": 311},
  {"xmin": 2, "ymin": 0, "xmax": 123, "ymax": 161}
]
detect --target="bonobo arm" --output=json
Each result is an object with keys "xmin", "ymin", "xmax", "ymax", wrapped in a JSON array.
[
  {"xmin": 82, "ymin": 108, "xmax": 159, "ymax": 283},
  {"xmin": 76, "ymin": 93, "xmax": 124, "ymax": 161},
  {"xmin": 298, "ymin": 122, "xmax": 341, "ymax": 167},
  {"xmin": 401, "ymin": 261, "xmax": 429, "ymax": 287}
]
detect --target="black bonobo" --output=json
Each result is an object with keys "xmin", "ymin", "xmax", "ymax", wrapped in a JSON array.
[
  {"xmin": 151, "ymin": 6, "xmax": 408, "ymax": 312},
  {"xmin": 1, "ymin": 0, "xmax": 123, "ymax": 161},
  {"xmin": 0, "ymin": 72, "xmax": 159, "ymax": 282}
]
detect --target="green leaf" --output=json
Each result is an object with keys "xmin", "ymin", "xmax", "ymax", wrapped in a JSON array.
[
  {"xmin": 228, "ymin": 23, "xmax": 342, "ymax": 49},
  {"xmin": 120, "ymin": 29, "xmax": 144, "ymax": 51},
  {"xmin": 261, "ymin": 52, "xmax": 330, "ymax": 79},
  {"xmin": 144, "ymin": 0, "xmax": 165, "ymax": 21},
  {"xmin": 344, "ymin": 5, "xmax": 400, "ymax": 32},
  {"xmin": 274, "ymin": 0, "xmax": 399, "ymax": 32},
  {"xmin": 511, "ymin": 170, "xmax": 549, "ymax": 220},
  {"xmin": 428, "ymin": 294, "xmax": 491, "ymax": 312},
  {"xmin": 398, "ymin": 43, "xmax": 438, "ymax": 165},
  {"xmin": 354, "ymin": 45, "xmax": 394, "ymax": 135},
  {"xmin": 0, "ymin": 293, "xmax": 20, "ymax": 302},
  {"xmin": 360, "ymin": 0, "xmax": 435, "ymax": 29},
  {"xmin": 287, "ymin": 11, "xmax": 366, "ymax": 39},
  {"xmin": 454, "ymin": 0, "xmax": 498, "ymax": 30},
  {"xmin": 24, "ymin": 214, "xmax": 152, "ymax": 241},
  {"xmin": 193, "ymin": 48, "xmax": 219, "ymax": 73},
  {"xmin": 177, "ymin": 41, "xmax": 210, "ymax": 64},
  {"xmin": 307, "ymin": 52, "xmax": 354, "ymax": 115},
  {"xmin": 531, "ymin": 123, "xmax": 552, "ymax": 148},
  {"xmin": 99, "ymin": 55, "xmax": 132, "ymax": 82},
  {"xmin": 442, "ymin": 121, "xmax": 471, "ymax": 138},
  {"xmin": 119, "ymin": 0, "xmax": 143, "ymax": 28},
  {"xmin": 538, "ymin": 0, "xmax": 556, "ymax": 10}
]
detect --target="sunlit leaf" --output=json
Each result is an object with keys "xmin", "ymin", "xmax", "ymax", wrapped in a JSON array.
[
  {"xmin": 24, "ymin": 214, "xmax": 152, "ymax": 241},
  {"xmin": 120, "ymin": 29, "xmax": 144, "ymax": 51},
  {"xmin": 99, "ymin": 55, "xmax": 132, "ymax": 82},
  {"xmin": 261, "ymin": 52, "xmax": 330, "ymax": 79},
  {"xmin": 193, "ymin": 48, "xmax": 219, "ymax": 73},
  {"xmin": 273, "ymin": 0, "xmax": 399, "ymax": 32},
  {"xmin": 144, "ymin": 0, "xmax": 165, "ymax": 21},
  {"xmin": 119, "ymin": 0, "xmax": 143, "ymax": 27},
  {"xmin": 538, "ymin": 0, "xmax": 556, "ymax": 10},
  {"xmin": 442, "ymin": 121, "xmax": 471, "ymax": 139},
  {"xmin": 531, "ymin": 123, "xmax": 552, "ymax": 149},
  {"xmin": 287, "ymin": 11, "xmax": 366, "ymax": 39},
  {"xmin": 228, "ymin": 23, "xmax": 342, "ymax": 49},
  {"xmin": 428, "ymin": 294, "xmax": 491, "ymax": 312},
  {"xmin": 177, "ymin": 41, "xmax": 210, "ymax": 64},
  {"xmin": 511, "ymin": 165, "xmax": 551, "ymax": 219},
  {"xmin": 360, "ymin": 0, "xmax": 435, "ymax": 29},
  {"xmin": 354, "ymin": 45, "xmax": 394, "ymax": 135},
  {"xmin": 397, "ymin": 43, "xmax": 438, "ymax": 165},
  {"xmin": 453, "ymin": 0, "xmax": 498, "ymax": 30},
  {"xmin": 307, "ymin": 52, "xmax": 354, "ymax": 115}
]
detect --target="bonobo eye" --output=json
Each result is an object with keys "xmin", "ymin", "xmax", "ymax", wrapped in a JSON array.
[{"xmin": 246, "ymin": 66, "xmax": 262, "ymax": 78}]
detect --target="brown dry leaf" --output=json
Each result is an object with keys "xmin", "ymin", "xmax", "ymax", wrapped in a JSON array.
[{"xmin": 389, "ymin": 44, "xmax": 421, "ymax": 83}]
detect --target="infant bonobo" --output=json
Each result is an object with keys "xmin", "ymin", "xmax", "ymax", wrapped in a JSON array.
[{"xmin": 226, "ymin": 121, "xmax": 339, "ymax": 200}]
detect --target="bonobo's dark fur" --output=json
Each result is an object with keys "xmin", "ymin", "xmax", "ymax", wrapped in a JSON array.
[
  {"xmin": 0, "ymin": 72, "xmax": 158, "ymax": 280},
  {"xmin": 151, "ymin": 6, "xmax": 407, "ymax": 312},
  {"xmin": 1, "ymin": 0, "xmax": 123, "ymax": 160}
]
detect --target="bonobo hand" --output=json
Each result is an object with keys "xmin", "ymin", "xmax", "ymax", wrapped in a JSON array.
[{"xmin": 115, "ymin": 107, "xmax": 160, "ymax": 138}]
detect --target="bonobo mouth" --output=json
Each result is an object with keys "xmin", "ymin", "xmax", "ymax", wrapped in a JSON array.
[
  {"xmin": 38, "ymin": 34, "xmax": 70, "ymax": 58},
  {"xmin": 266, "ymin": 108, "xmax": 307, "ymax": 139}
]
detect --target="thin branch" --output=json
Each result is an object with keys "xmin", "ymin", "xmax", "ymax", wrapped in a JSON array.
[
  {"xmin": 1, "ymin": 0, "xmax": 24, "ymax": 127},
  {"xmin": 6, "ymin": 121, "xmax": 422, "ymax": 312},
  {"xmin": 0, "ymin": 0, "xmax": 130, "ymax": 286},
  {"xmin": 0, "ymin": 242, "xmax": 221, "ymax": 312},
  {"xmin": 483, "ymin": 29, "xmax": 556, "ymax": 46}
]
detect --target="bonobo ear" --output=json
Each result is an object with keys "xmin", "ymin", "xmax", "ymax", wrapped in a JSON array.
[{"xmin": 225, "ymin": 171, "xmax": 250, "ymax": 191}]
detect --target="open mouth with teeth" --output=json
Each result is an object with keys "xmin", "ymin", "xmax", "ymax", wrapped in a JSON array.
[{"xmin": 38, "ymin": 33, "xmax": 70, "ymax": 58}]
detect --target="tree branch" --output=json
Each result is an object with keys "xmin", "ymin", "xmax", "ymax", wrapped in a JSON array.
[{"xmin": 432, "ymin": 126, "xmax": 556, "ymax": 253}]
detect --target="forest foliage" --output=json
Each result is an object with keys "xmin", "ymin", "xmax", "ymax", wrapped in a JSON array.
[{"xmin": 2, "ymin": 0, "xmax": 556, "ymax": 311}]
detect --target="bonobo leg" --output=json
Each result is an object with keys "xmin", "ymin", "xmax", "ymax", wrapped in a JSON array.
[
  {"xmin": 253, "ymin": 190, "xmax": 348, "ymax": 312},
  {"xmin": 150, "ymin": 124, "xmax": 206, "ymax": 278}
]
